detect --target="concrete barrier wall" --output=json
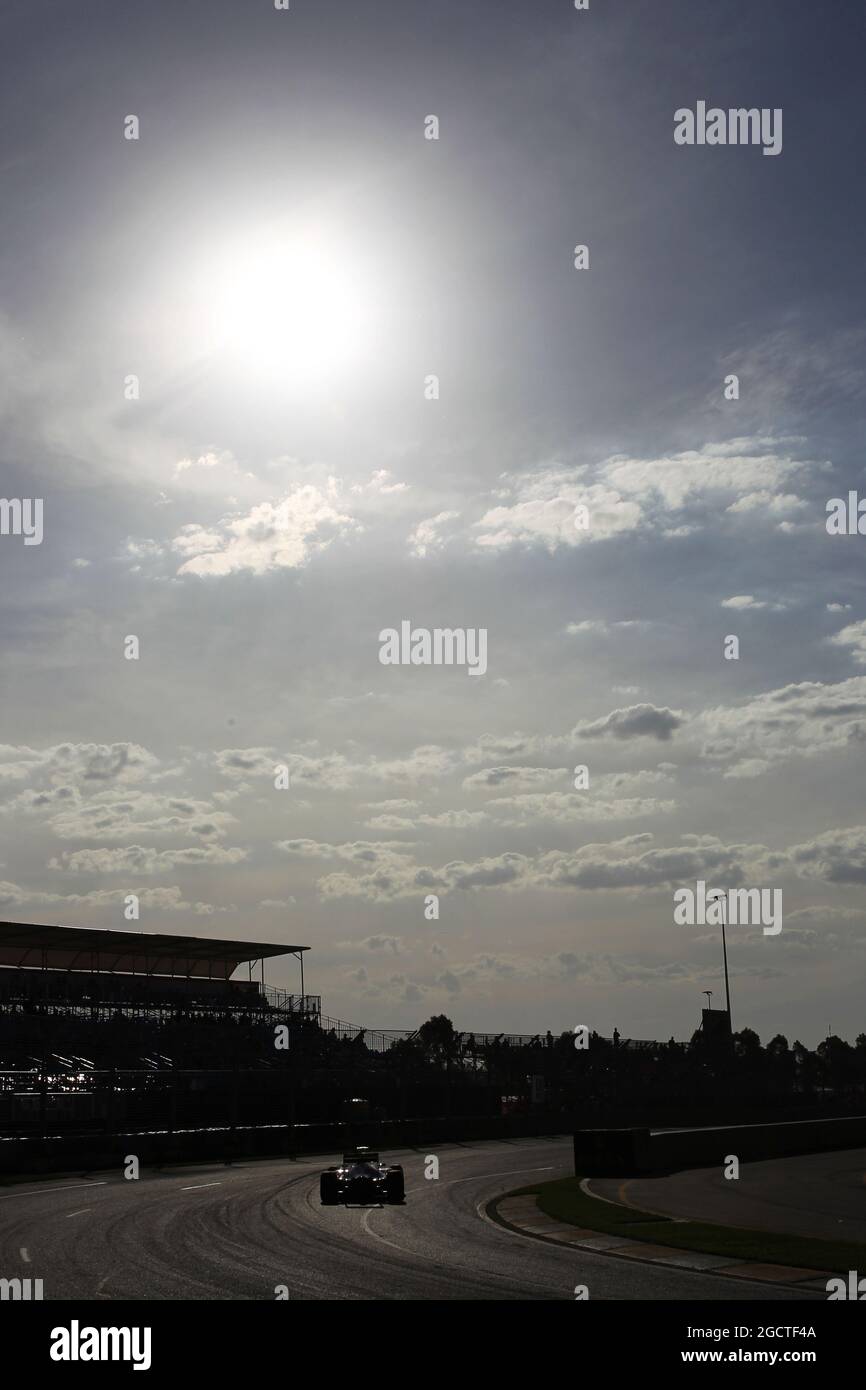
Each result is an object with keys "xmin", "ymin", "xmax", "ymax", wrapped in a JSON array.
[
  {"xmin": 575, "ymin": 1114, "xmax": 866, "ymax": 1176},
  {"xmin": 0, "ymin": 1113, "xmax": 563, "ymax": 1178},
  {"xmin": 574, "ymin": 1128, "xmax": 651, "ymax": 1176},
  {"xmin": 650, "ymin": 1113, "xmax": 866, "ymax": 1172}
]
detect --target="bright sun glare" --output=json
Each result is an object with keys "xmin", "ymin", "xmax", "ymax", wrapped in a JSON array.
[{"xmin": 201, "ymin": 227, "xmax": 369, "ymax": 381}]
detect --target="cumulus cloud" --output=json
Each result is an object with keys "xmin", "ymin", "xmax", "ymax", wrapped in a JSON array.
[
  {"xmin": 698, "ymin": 676, "xmax": 866, "ymax": 774},
  {"xmin": 0, "ymin": 879, "xmax": 220, "ymax": 913},
  {"xmin": 829, "ymin": 620, "xmax": 866, "ymax": 665},
  {"xmin": 461, "ymin": 766, "xmax": 564, "ymax": 791},
  {"xmin": 43, "ymin": 793, "xmax": 235, "ymax": 843},
  {"xmin": 475, "ymin": 468, "xmax": 640, "ymax": 551},
  {"xmin": 175, "ymin": 449, "xmax": 236, "ymax": 475},
  {"xmin": 301, "ymin": 819, "xmax": 866, "ymax": 905},
  {"xmin": 173, "ymin": 484, "xmax": 359, "ymax": 577},
  {"xmin": 789, "ymin": 826, "xmax": 866, "ymax": 885},
  {"xmin": 575, "ymin": 703, "xmax": 685, "ymax": 742},
  {"xmin": 407, "ymin": 510, "xmax": 460, "ymax": 557},
  {"xmin": 721, "ymin": 595, "xmax": 784, "ymax": 611},
  {"xmin": 565, "ymin": 619, "xmax": 653, "ymax": 636},
  {"xmin": 48, "ymin": 844, "xmax": 247, "ymax": 875},
  {"xmin": 481, "ymin": 790, "xmax": 675, "ymax": 828},
  {"xmin": 602, "ymin": 438, "xmax": 814, "ymax": 515},
  {"xmin": 358, "ymin": 935, "xmax": 402, "ymax": 953},
  {"xmin": 306, "ymin": 830, "xmax": 769, "ymax": 903},
  {"xmin": 214, "ymin": 746, "xmax": 356, "ymax": 790},
  {"xmin": 351, "ymin": 469, "xmax": 408, "ymax": 496},
  {"xmin": 0, "ymin": 741, "xmax": 163, "ymax": 789},
  {"xmin": 474, "ymin": 439, "xmax": 816, "ymax": 553},
  {"xmin": 366, "ymin": 808, "xmax": 489, "ymax": 832},
  {"xmin": 277, "ymin": 839, "xmax": 415, "ymax": 866}
]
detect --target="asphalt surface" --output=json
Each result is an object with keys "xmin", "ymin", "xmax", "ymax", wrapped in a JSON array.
[
  {"xmin": 0, "ymin": 1137, "xmax": 826, "ymax": 1300},
  {"xmin": 603, "ymin": 1148, "xmax": 866, "ymax": 1245}
]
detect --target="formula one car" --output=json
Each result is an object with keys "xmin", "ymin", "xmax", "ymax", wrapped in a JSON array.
[{"xmin": 319, "ymin": 1147, "xmax": 405, "ymax": 1205}]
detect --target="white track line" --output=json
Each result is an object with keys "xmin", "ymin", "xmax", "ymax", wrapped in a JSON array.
[
  {"xmin": 579, "ymin": 1176, "xmax": 625, "ymax": 1207},
  {"xmin": 181, "ymin": 1181, "xmax": 222, "ymax": 1192},
  {"xmin": 360, "ymin": 1208, "xmax": 411, "ymax": 1254},
  {"xmin": 362, "ymin": 1164, "xmax": 556, "ymax": 1255},
  {"xmin": 0, "ymin": 1180, "xmax": 107, "ymax": 1202},
  {"xmin": 447, "ymin": 1165, "xmax": 555, "ymax": 1188},
  {"xmin": 583, "ymin": 1176, "xmax": 690, "ymax": 1223},
  {"xmin": 64, "ymin": 1208, "xmax": 92, "ymax": 1218}
]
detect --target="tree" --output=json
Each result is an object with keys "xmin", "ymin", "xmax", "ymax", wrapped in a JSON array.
[
  {"xmin": 733, "ymin": 1027, "xmax": 762, "ymax": 1059},
  {"xmin": 417, "ymin": 1014, "xmax": 458, "ymax": 1065}
]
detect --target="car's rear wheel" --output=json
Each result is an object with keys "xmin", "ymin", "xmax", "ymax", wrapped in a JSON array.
[
  {"xmin": 320, "ymin": 1170, "xmax": 339, "ymax": 1205},
  {"xmin": 385, "ymin": 1166, "xmax": 405, "ymax": 1203}
]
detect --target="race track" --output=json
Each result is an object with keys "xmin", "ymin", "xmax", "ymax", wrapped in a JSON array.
[
  {"xmin": 602, "ymin": 1147, "xmax": 866, "ymax": 1245},
  {"xmin": 0, "ymin": 1138, "xmax": 825, "ymax": 1301}
]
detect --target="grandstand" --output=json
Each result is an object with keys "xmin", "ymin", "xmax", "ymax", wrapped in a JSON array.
[
  {"xmin": 1, "ymin": 921, "xmax": 860, "ymax": 1146},
  {"xmin": 0, "ymin": 921, "xmax": 316, "ymax": 1072}
]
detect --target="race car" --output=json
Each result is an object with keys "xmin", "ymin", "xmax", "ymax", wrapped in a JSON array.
[{"xmin": 319, "ymin": 1147, "xmax": 405, "ymax": 1205}]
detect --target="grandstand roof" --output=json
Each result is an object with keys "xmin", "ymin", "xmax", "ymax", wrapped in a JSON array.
[{"xmin": 0, "ymin": 922, "xmax": 308, "ymax": 980}]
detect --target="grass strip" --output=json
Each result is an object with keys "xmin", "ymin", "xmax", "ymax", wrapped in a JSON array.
[{"xmin": 504, "ymin": 1178, "xmax": 866, "ymax": 1275}]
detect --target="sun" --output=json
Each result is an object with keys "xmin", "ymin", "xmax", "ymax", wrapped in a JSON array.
[{"xmin": 200, "ymin": 224, "xmax": 370, "ymax": 381}]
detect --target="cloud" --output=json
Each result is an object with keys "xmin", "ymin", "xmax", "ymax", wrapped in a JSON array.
[
  {"xmin": 0, "ymin": 743, "xmax": 168, "ymax": 802},
  {"xmin": 365, "ymin": 798, "xmax": 421, "ymax": 811},
  {"xmin": 716, "ymin": 325, "xmax": 866, "ymax": 417},
  {"xmin": 473, "ymin": 439, "xmax": 817, "ymax": 553},
  {"xmin": 829, "ymin": 620, "xmax": 866, "ymax": 665},
  {"xmin": 565, "ymin": 619, "xmax": 653, "ymax": 636},
  {"xmin": 48, "ymin": 844, "xmax": 247, "ymax": 875},
  {"xmin": 351, "ymin": 469, "xmax": 408, "ymax": 496},
  {"xmin": 475, "ymin": 469, "xmax": 640, "ymax": 551},
  {"xmin": 436, "ymin": 970, "xmax": 462, "ymax": 995},
  {"xmin": 214, "ymin": 746, "xmax": 356, "ymax": 790},
  {"xmin": 462, "ymin": 766, "xmax": 564, "ymax": 791},
  {"xmin": 277, "ymin": 839, "xmax": 415, "ymax": 866},
  {"xmin": 359, "ymin": 935, "xmax": 402, "ymax": 953},
  {"xmin": 0, "ymin": 879, "xmax": 220, "ymax": 913},
  {"xmin": 786, "ymin": 905, "xmax": 866, "ymax": 924},
  {"xmin": 444, "ymin": 853, "xmax": 529, "ymax": 890},
  {"xmin": 307, "ymin": 819, "xmax": 866, "ymax": 904},
  {"xmin": 42, "ymin": 793, "xmax": 235, "ymax": 843},
  {"xmin": 366, "ymin": 808, "xmax": 489, "ymax": 832},
  {"xmin": 533, "ymin": 836, "xmax": 748, "ymax": 891},
  {"xmin": 698, "ymin": 676, "xmax": 866, "ymax": 773},
  {"xmin": 213, "ymin": 748, "xmax": 275, "ymax": 779},
  {"xmin": 407, "ymin": 510, "xmax": 460, "ymax": 557},
  {"xmin": 481, "ymin": 790, "xmax": 675, "ymax": 828},
  {"xmin": 725, "ymin": 491, "xmax": 808, "ymax": 519},
  {"xmin": 175, "ymin": 449, "xmax": 236, "ymax": 475},
  {"xmin": 307, "ymin": 830, "xmax": 761, "ymax": 903},
  {"xmin": 575, "ymin": 703, "xmax": 685, "ymax": 742},
  {"xmin": 721, "ymin": 594, "xmax": 785, "ymax": 611},
  {"xmin": 789, "ymin": 826, "xmax": 866, "ymax": 885},
  {"xmin": 173, "ymin": 484, "xmax": 359, "ymax": 577},
  {"xmin": 601, "ymin": 438, "xmax": 814, "ymax": 515}
]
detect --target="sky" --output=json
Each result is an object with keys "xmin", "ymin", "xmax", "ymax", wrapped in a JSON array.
[{"xmin": 1, "ymin": 0, "xmax": 865, "ymax": 1046}]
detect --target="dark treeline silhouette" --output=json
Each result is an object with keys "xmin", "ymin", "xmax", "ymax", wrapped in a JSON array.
[{"xmin": 2, "ymin": 998, "xmax": 865, "ymax": 1132}]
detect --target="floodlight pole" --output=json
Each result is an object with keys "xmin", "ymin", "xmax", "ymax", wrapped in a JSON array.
[{"xmin": 720, "ymin": 895, "xmax": 732, "ymax": 1031}]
